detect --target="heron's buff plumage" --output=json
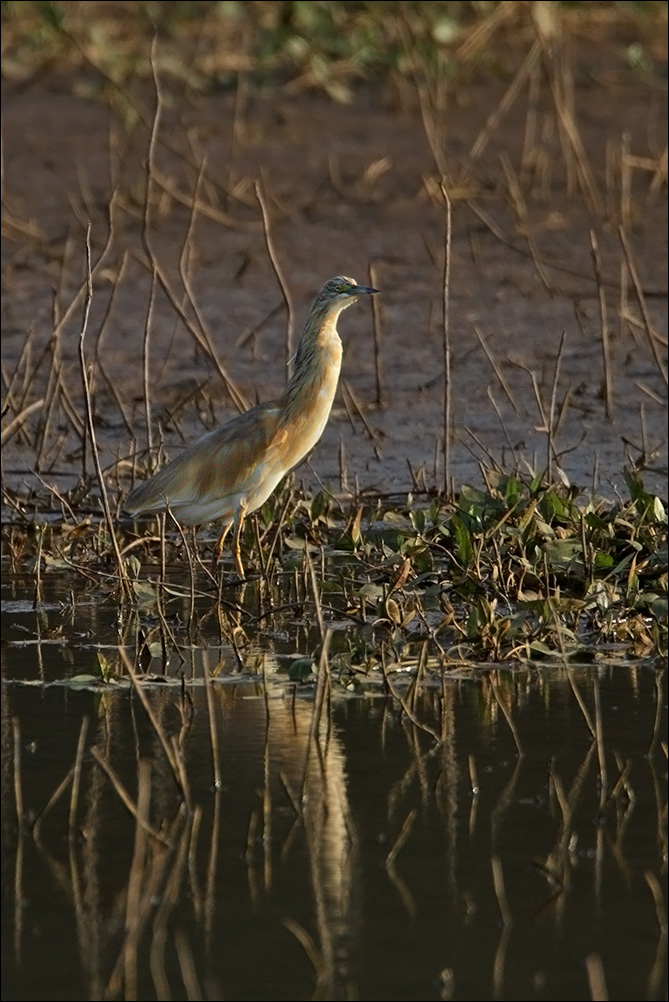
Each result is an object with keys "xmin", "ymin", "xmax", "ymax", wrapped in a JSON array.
[{"xmin": 124, "ymin": 276, "xmax": 378, "ymax": 575}]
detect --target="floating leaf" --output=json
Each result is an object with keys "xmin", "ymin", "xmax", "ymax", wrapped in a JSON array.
[
  {"xmin": 132, "ymin": 579, "xmax": 157, "ymax": 604},
  {"xmin": 288, "ymin": 658, "xmax": 316, "ymax": 682}
]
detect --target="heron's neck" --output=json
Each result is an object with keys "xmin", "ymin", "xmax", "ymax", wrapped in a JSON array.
[{"xmin": 279, "ymin": 305, "xmax": 345, "ymax": 427}]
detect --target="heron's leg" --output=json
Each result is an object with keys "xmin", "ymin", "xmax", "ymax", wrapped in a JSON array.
[
  {"xmin": 213, "ymin": 523, "xmax": 231, "ymax": 570},
  {"xmin": 233, "ymin": 500, "xmax": 248, "ymax": 578}
]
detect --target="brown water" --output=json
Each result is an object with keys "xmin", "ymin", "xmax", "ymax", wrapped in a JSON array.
[{"xmin": 1, "ymin": 571, "xmax": 667, "ymax": 1002}]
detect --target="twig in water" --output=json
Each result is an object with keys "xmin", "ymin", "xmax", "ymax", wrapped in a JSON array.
[{"xmin": 585, "ymin": 953, "xmax": 609, "ymax": 1002}]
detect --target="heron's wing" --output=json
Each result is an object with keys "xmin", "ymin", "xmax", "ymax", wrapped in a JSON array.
[{"xmin": 125, "ymin": 400, "xmax": 283, "ymax": 523}]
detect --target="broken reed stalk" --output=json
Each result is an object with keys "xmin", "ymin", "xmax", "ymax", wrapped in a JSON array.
[
  {"xmin": 300, "ymin": 629, "xmax": 334, "ymax": 802},
  {"xmin": 202, "ymin": 655, "xmax": 222, "ymax": 790},
  {"xmin": 89, "ymin": 746, "xmax": 165, "ymax": 843},
  {"xmin": 165, "ymin": 508, "xmax": 197, "ymax": 644},
  {"xmin": 0, "ymin": 399, "xmax": 44, "ymax": 447},
  {"xmin": 592, "ymin": 676, "xmax": 608, "ymax": 814},
  {"xmin": 588, "ymin": 230, "xmax": 613, "ymax": 420},
  {"xmin": 385, "ymin": 808, "xmax": 417, "ymax": 868},
  {"xmin": 368, "ymin": 261, "xmax": 384, "ymax": 406},
  {"xmin": 585, "ymin": 953, "xmax": 610, "ymax": 1002},
  {"xmin": 474, "ymin": 326, "xmax": 520, "ymax": 414},
  {"xmin": 618, "ymin": 226, "xmax": 667, "ymax": 386},
  {"xmin": 439, "ymin": 180, "xmax": 453, "ymax": 496},
  {"xmin": 545, "ymin": 42, "xmax": 602, "ymax": 215},
  {"xmin": 254, "ymin": 177, "xmax": 295, "ymax": 378},
  {"xmin": 142, "ymin": 267, "xmax": 158, "ymax": 460},
  {"xmin": 123, "ymin": 758, "xmax": 152, "ymax": 1001},
  {"xmin": 620, "ymin": 131, "xmax": 632, "ymax": 233},
  {"xmin": 92, "ymin": 255, "xmax": 137, "ymax": 441},
  {"xmin": 12, "ymin": 716, "xmax": 24, "ymax": 831},
  {"xmin": 77, "ymin": 226, "xmax": 133, "ymax": 603},
  {"xmin": 547, "ymin": 330, "xmax": 567, "ymax": 481},
  {"xmin": 304, "ymin": 545, "xmax": 325, "ymax": 644},
  {"xmin": 470, "ymin": 39, "xmax": 540, "ymax": 161},
  {"xmin": 118, "ymin": 647, "xmax": 190, "ymax": 808},
  {"xmin": 32, "ymin": 524, "xmax": 44, "ymax": 608},
  {"xmin": 174, "ymin": 930, "xmax": 203, "ymax": 1001},
  {"xmin": 487, "ymin": 385, "xmax": 522, "ymax": 464},
  {"xmin": 491, "ymin": 855, "xmax": 513, "ymax": 928},
  {"xmin": 490, "ymin": 672, "xmax": 524, "ymax": 758},
  {"xmin": 68, "ymin": 716, "xmax": 89, "ymax": 840},
  {"xmin": 176, "ymin": 152, "xmax": 236, "ymax": 395}
]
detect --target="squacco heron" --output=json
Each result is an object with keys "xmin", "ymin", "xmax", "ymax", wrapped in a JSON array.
[{"xmin": 124, "ymin": 275, "xmax": 378, "ymax": 577}]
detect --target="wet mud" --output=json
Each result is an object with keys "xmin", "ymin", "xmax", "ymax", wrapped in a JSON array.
[{"xmin": 1, "ymin": 54, "xmax": 667, "ymax": 513}]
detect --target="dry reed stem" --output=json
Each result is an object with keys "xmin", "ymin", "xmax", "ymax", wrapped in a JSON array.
[
  {"xmin": 474, "ymin": 327, "xmax": 520, "ymax": 415},
  {"xmin": 142, "ymin": 266, "xmax": 158, "ymax": 459},
  {"xmin": 146, "ymin": 814, "xmax": 191, "ymax": 998},
  {"xmin": 491, "ymin": 858, "xmax": 513, "ymax": 999},
  {"xmin": 486, "ymin": 386, "xmax": 522, "ymax": 465},
  {"xmin": 0, "ymin": 399, "xmax": 44, "ymax": 446},
  {"xmin": 644, "ymin": 870, "xmax": 668, "ymax": 935},
  {"xmin": 585, "ymin": 953, "xmax": 609, "ymax": 1002},
  {"xmin": 298, "ymin": 630, "xmax": 333, "ymax": 809},
  {"xmin": 304, "ymin": 545, "xmax": 325, "ymax": 644},
  {"xmin": 165, "ymin": 507, "xmax": 197, "ymax": 639},
  {"xmin": 262, "ymin": 726, "xmax": 273, "ymax": 892},
  {"xmin": 588, "ymin": 229, "xmax": 613, "ymax": 420},
  {"xmin": 592, "ymin": 676, "xmax": 608, "ymax": 814},
  {"xmin": 618, "ymin": 227, "xmax": 668, "ymax": 385},
  {"xmin": 548, "ymin": 45, "xmax": 602, "ymax": 214},
  {"xmin": 123, "ymin": 757, "xmax": 151, "ymax": 1000},
  {"xmin": 368, "ymin": 260, "xmax": 384, "ymax": 406},
  {"xmin": 439, "ymin": 180, "xmax": 453, "ymax": 495},
  {"xmin": 254, "ymin": 177, "xmax": 296, "ymax": 378},
  {"xmin": 175, "ymin": 929, "xmax": 203, "ymax": 1002},
  {"xmin": 202, "ymin": 656, "xmax": 222, "ymax": 790},
  {"xmin": 471, "ymin": 40, "xmax": 541, "ymax": 160},
  {"xmin": 106, "ymin": 816, "xmax": 186, "ymax": 999},
  {"xmin": 547, "ymin": 329, "xmax": 568, "ymax": 481},
  {"xmin": 499, "ymin": 152, "xmax": 555, "ymax": 294},
  {"xmin": 68, "ymin": 716, "xmax": 89, "ymax": 840},
  {"xmin": 385, "ymin": 807, "xmax": 417, "ymax": 869},
  {"xmin": 11, "ymin": 716, "xmax": 24, "ymax": 832},
  {"xmin": 89, "ymin": 747, "xmax": 166, "ymax": 845},
  {"xmin": 282, "ymin": 918, "xmax": 324, "ymax": 980},
  {"xmin": 341, "ymin": 378, "xmax": 383, "ymax": 456},
  {"xmin": 118, "ymin": 647, "xmax": 187, "ymax": 802},
  {"xmin": 490, "ymin": 672, "xmax": 524, "ymax": 758},
  {"xmin": 140, "ymin": 52, "xmax": 248, "ymax": 415},
  {"xmin": 32, "ymin": 765, "xmax": 75, "ymax": 846},
  {"xmin": 647, "ymin": 672, "xmax": 665, "ymax": 757},
  {"xmin": 150, "ymin": 163, "xmax": 254, "ymax": 230},
  {"xmin": 77, "ymin": 226, "xmax": 133, "ymax": 603},
  {"xmin": 378, "ymin": 654, "xmax": 441, "ymax": 744}
]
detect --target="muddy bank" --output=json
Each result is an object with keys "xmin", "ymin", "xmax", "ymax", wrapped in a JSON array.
[{"xmin": 2, "ymin": 55, "xmax": 667, "ymax": 513}]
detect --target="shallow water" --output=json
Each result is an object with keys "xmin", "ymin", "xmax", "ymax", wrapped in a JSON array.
[{"xmin": 2, "ymin": 572, "xmax": 666, "ymax": 1002}]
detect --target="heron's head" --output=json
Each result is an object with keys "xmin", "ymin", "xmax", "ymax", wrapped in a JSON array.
[{"xmin": 318, "ymin": 275, "xmax": 379, "ymax": 309}]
